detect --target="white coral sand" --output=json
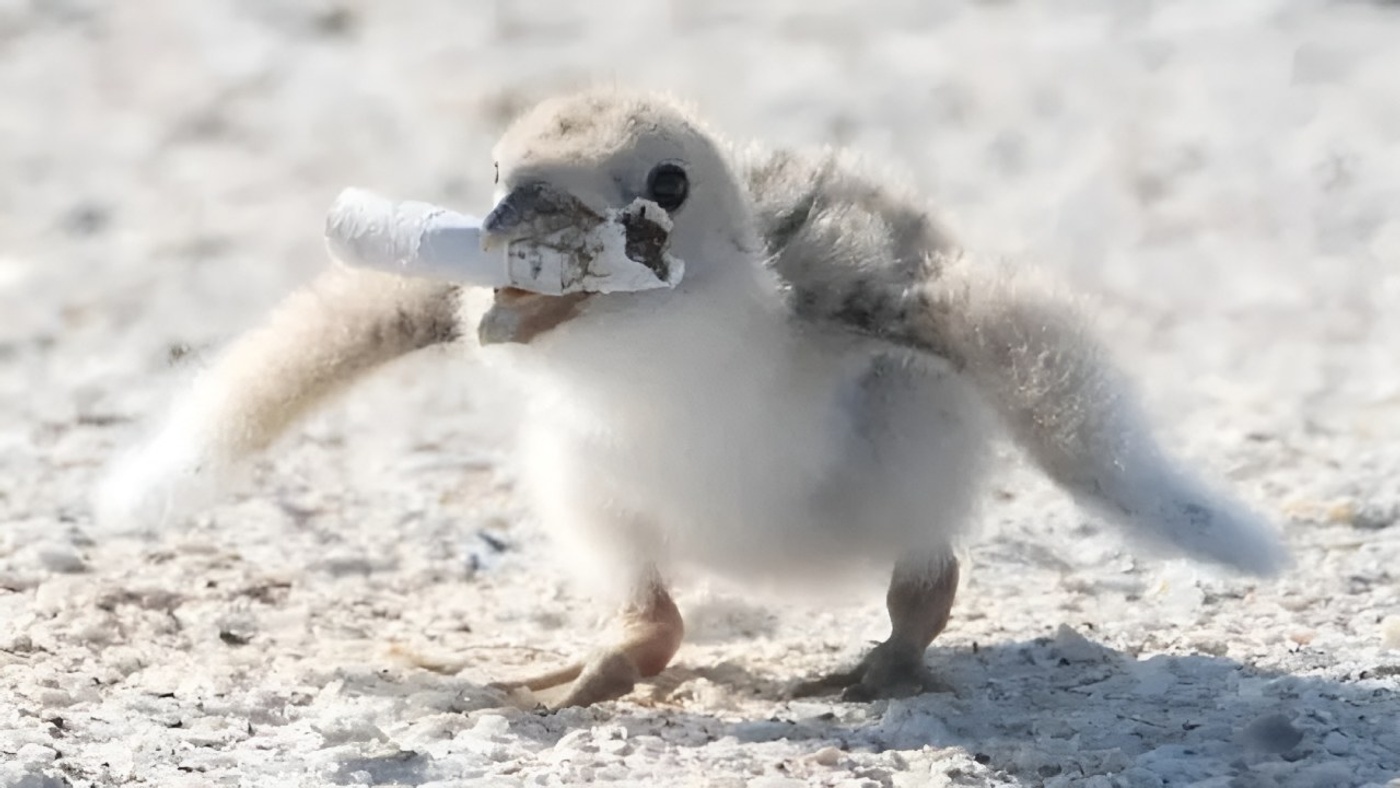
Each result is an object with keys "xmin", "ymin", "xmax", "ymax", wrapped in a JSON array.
[{"xmin": 2, "ymin": 1, "xmax": 1399, "ymax": 787}]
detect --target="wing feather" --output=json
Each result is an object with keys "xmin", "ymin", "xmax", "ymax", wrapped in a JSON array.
[{"xmin": 739, "ymin": 146, "xmax": 1287, "ymax": 575}]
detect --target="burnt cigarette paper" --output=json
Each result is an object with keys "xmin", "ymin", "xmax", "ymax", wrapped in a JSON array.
[{"xmin": 325, "ymin": 188, "xmax": 682, "ymax": 295}]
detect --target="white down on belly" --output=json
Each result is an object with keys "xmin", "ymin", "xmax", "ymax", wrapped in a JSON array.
[{"xmin": 480, "ymin": 262, "xmax": 992, "ymax": 591}]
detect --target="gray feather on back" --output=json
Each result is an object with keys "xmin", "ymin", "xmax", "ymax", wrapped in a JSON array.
[{"xmin": 738, "ymin": 145, "xmax": 962, "ymax": 359}]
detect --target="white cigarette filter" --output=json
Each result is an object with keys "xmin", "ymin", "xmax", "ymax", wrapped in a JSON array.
[{"xmin": 324, "ymin": 188, "xmax": 683, "ymax": 295}]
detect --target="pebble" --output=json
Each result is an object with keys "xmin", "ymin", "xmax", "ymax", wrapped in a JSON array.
[
  {"xmin": 597, "ymin": 738, "xmax": 631, "ymax": 756},
  {"xmin": 32, "ymin": 581, "xmax": 74, "ymax": 612},
  {"xmin": 0, "ymin": 571, "xmax": 39, "ymax": 592},
  {"xmin": 1381, "ymin": 616, "xmax": 1400, "ymax": 650},
  {"xmin": 2, "ymin": 769, "xmax": 68, "ymax": 788},
  {"xmin": 1240, "ymin": 712, "xmax": 1304, "ymax": 754},
  {"xmin": 784, "ymin": 701, "xmax": 837, "ymax": 720},
  {"xmin": 808, "ymin": 746, "xmax": 844, "ymax": 767},
  {"xmin": 37, "ymin": 689, "xmax": 74, "ymax": 708},
  {"xmin": 16, "ymin": 743, "xmax": 58, "ymax": 764},
  {"xmin": 594, "ymin": 764, "xmax": 631, "ymax": 781},
  {"xmin": 554, "ymin": 729, "xmax": 593, "ymax": 751},
  {"xmin": 673, "ymin": 676, "xmax": 730, "ymax": 709},
  {"xmin": 313, "ymin": 716, "xmax": 389, "ymax": 745},
  {"xmin": 629, "ymin": 735, "xmax": 666, "ymax": 753},
  {"xmin": 471, "ymin": 713, "xmax": 510, "ymax": 739},
  {"xmin": 34, "ymin": 545, "xmax": 86, "ymax": 574},
  {"xmin": 74, "ymin": 615, "xmax": 117, "ymax": 645},
  {"xmin": 179, "ymin": 716, "xmax": 249, "ymax": 747},
  {"xmin": 1053, "ymin": 623, "xmax": 1107, "ymax": 663},
  {"xmin": 732, "ymin": 720, "xmax": 795, "ymax": 744},
  {"xmin": 1322, "ymin": 730, "xmax": 1352, "ymax": 756}
]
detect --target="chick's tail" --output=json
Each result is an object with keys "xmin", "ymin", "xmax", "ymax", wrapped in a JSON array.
[{"xmin": 95, "ymin": 267, "xmax": 460, "ymax": 529}]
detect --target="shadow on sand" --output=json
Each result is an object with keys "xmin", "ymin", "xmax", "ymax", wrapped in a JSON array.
[{"xmin": 339, "ymin": 632, "xmax": 1399, "ymax": 786}]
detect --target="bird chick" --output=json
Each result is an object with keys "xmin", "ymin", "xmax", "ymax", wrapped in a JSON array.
[{"xmin": 96, "ymin": 88, "xmax": 1288, "ymax": 708}]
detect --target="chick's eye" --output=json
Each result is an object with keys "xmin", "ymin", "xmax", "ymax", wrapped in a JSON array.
[
  {"xmin": 493, "ymin": 162, "xmax": 499, "ymax": 185},
  {"xmin": 645, "ymin": 163, "xmax": 689, "ymax": 212}
]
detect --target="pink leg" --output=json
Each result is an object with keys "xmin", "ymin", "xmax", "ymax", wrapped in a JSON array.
[
  {"xmin": 793, "ymin": 553, "xmax": 959, "ymax": 701},
  {"xmin": 494, "ymin": 578, "xmax": 684, "ymax": 708}
]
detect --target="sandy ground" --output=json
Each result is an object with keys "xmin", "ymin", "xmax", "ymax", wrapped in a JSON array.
[{"xmin": 2, "ymin": 1, "xmax": 1399, "ymax": 786}]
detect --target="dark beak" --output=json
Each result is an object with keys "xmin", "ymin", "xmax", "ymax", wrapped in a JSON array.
[
  {"xmin": 477, "ymin": 181, "xmax": 600, "ymax": 345},
  {"xmin": 481, "ymin": 181, "xmax": 594, "ymax": 251},
  {"xmin": 479, "ymin": 188, "xmax": 528, "ymax": 249}
]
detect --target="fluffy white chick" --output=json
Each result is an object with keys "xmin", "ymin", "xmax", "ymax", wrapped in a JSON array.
[{"xmin": 97, "ymin": 88, "xmax": 1287, "ymax": 708}]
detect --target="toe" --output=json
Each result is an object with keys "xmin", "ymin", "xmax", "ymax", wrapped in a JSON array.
[
  {"xmin": 839, "ymin": 665, "xmax": 945, "ymax": 702},
  {"xmin": 787, "ymin": 667, "xmax": 863, "ymax": 699},
  {"xmin": 551, "ymin": 651, "xmax": 642, "ymax": 709},
  {"xmin": 800, "ymin": 641, "xmax": 952, "ymax": 702}
]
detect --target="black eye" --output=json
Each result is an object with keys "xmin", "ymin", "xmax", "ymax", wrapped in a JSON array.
[
  {"xmin": 645, "ymin": 163, "xmax": 689, "ymax": 212},
  {"xmin": 493, "ymin": 162, "xmax": 499, "ymax": 185}
]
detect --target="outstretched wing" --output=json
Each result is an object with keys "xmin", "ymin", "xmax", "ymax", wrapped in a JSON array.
[{"xmin": 740, "ymin": 146, "xmax": 1288, "ymax": 576}]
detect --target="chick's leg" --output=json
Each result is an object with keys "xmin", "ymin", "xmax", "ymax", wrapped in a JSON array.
[
  {"xmin": 793, "ymin": 552, "xmax": 959, "ymax": 701},
  {"xmin": 493, "ymin": 575, "xmax": 684, "ymax": 708}
]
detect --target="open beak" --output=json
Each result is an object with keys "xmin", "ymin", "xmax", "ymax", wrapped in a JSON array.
[{"xmin": 477, "ymin": 182, "xmax": 595, "ymax": 346}]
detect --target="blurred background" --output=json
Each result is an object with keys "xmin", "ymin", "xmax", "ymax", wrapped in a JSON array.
[
  {"xmin": 1, "ymin": 1, "xmax": 1398, "ymax": 785},
  {"xmin": 3, "ymin": 1, "xmax": 1397, "ymax": 439}
]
